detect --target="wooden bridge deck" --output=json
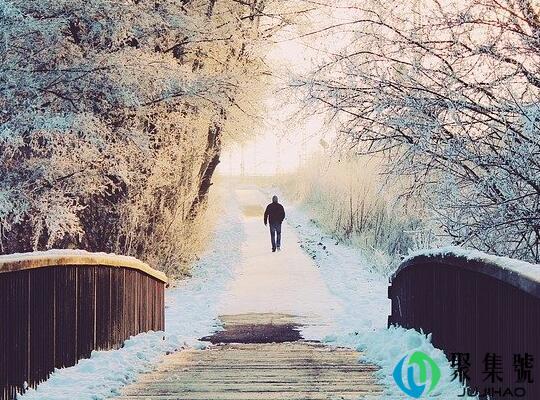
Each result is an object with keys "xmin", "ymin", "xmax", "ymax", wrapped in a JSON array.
[
  {"xmin": 118, "ymin": 342, "xmax": 381, "ymax": 400},
  {"xmin": 118, "ymin": 314, "xmax": 382, "ymax": 400}
]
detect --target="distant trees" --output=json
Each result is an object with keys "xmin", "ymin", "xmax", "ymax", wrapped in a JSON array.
[
  {"xmin": 0, "ymin": 0, "xmax": 301, "ymax": 274},
  {"xmin": 299, "ymin": 0, "xmax": 540, "ymax": 262}
]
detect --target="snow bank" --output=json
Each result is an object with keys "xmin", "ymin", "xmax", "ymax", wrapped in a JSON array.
[
  {"xmin": 285, "ymin": 200, "xmax": 471, "ymax": 398},
  {"xmin": 404, "ymin": 245, "xmax": 540, "ymax": 283},
  {"xmin": 324, "ymin": 327, "xmax": 467, "ymax": 399},
  {"xmin": 19, "ymin": 190, "xmax": 245, "ymax": 400}
]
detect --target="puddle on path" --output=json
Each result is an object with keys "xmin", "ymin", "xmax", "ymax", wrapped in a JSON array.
[{"xmin": 201, "ymin": 313, "xmax": 306, "ymax": 344}]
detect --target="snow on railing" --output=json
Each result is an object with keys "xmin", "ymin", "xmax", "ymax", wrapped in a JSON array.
[
  {"xmin": 389, "ymin": 247, "xmax": 540, "ymax": 398},
  {"xmin": 0, "ymin": 250, "xmax": 167, "ymax": 400},
  {"xmin": 401, "ymin": 246, "xmax": 540, "ymax": 289}
]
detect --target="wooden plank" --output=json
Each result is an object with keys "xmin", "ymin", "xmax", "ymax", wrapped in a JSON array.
[
  {"xmin": 96, "ymin": 267, "xmax": 111, "ymax": 350},
  {"xmin": 111, "ymin": 268, "xmax": 125, "ymax": 348},
  {"xmin": 7, "ymin": 271, "xmax": 28, "ymax": 395},
  {"xmin": 28, "ymin": 268, "xmax": 55, "ymax": 387},
  {"xmin": 55, "ymin": 267, "xmax": 78, "ymax": 368},
  {"xmin": 78, "ymin": 266, "xmax": 96, "ymax": 358},
  {"xmin": 119, "ymin": 342, "xmax": 382, "ymax": 399},
  {"xmin": 0, "ymin": 274, "xmax": 8, "ymax": 398}
]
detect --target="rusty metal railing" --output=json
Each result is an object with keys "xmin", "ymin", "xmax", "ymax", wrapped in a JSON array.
[
  {"xmin": 389, "ymin": 250, "xmax": 540, "ymax": 398},
  {"xmin": 0, "ymin": 250, "xmax": 168, "ymax": 400}
]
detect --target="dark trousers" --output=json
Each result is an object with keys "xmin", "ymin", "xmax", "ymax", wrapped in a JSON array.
[{"xmin": 269, "ymin": 222, "xmax": 282, "ymax": 250}]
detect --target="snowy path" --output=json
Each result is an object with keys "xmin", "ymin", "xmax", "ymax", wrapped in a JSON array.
[
  {"xmin": 115, "ymin": 187, "xmax": 383, "ymax": 400},
  {"xmin": 217, "ymin": 188, "xmax": 343, "ymax": 339}
]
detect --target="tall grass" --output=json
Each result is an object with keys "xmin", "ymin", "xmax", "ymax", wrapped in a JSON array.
[
  {"xmin": 280, "ymin": 153, "xmax": 432, "ymax": 275},
  {"xmin": 143, "ymin": 177, "xmax": 226, "ymax": 280}
]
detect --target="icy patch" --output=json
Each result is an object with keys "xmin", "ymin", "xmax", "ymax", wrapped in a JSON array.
[{"xmin": 20, "ymin": 191, "xmax": 245, "ymax": 400}]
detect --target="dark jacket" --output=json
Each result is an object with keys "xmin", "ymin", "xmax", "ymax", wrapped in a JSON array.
[{"xmin": 264, "ymin": 202, "xmax": 285, "ymax": 225}]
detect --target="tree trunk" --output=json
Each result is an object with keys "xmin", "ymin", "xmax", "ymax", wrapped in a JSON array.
[{"xmin": 188, "ymin": 122, "xmax": 222, "ymax": 219}]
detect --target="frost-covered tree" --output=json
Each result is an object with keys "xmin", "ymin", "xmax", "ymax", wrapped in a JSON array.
[
  {"xmin": 299, "ymin": 0, "xmax": 540, "ymax": 262},
  {"xmin": 0, "ymin": 0, "xmax": 304, "ymax": 274}
]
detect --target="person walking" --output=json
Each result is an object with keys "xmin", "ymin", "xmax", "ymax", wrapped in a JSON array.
[{"xmin": 264, "ymin": 195, "xmax": 285, "ymax": 252}]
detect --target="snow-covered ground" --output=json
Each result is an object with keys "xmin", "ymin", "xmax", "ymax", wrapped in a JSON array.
[{"xmin": 20, "ymin": 184, "xmax": 471, "ymax": 399}]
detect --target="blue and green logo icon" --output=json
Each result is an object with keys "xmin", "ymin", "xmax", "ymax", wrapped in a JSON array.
[{"xmin": 393, "ymin": 351, "xmax": 441, "ymax": 398}]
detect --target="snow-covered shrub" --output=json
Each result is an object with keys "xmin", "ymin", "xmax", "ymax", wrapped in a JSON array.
[{"xmin": 0, "ymin": 0, "xmax": 293, "ymax": 274}]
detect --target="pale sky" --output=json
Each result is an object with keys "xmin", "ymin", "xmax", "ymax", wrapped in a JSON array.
[
  {"xmin": 219, "ymin": 115, "xmax": 325, "ymax": 176},
  {"xmin": 219, "ymin": 4, "xmax": 348, "ymax": 176}
]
